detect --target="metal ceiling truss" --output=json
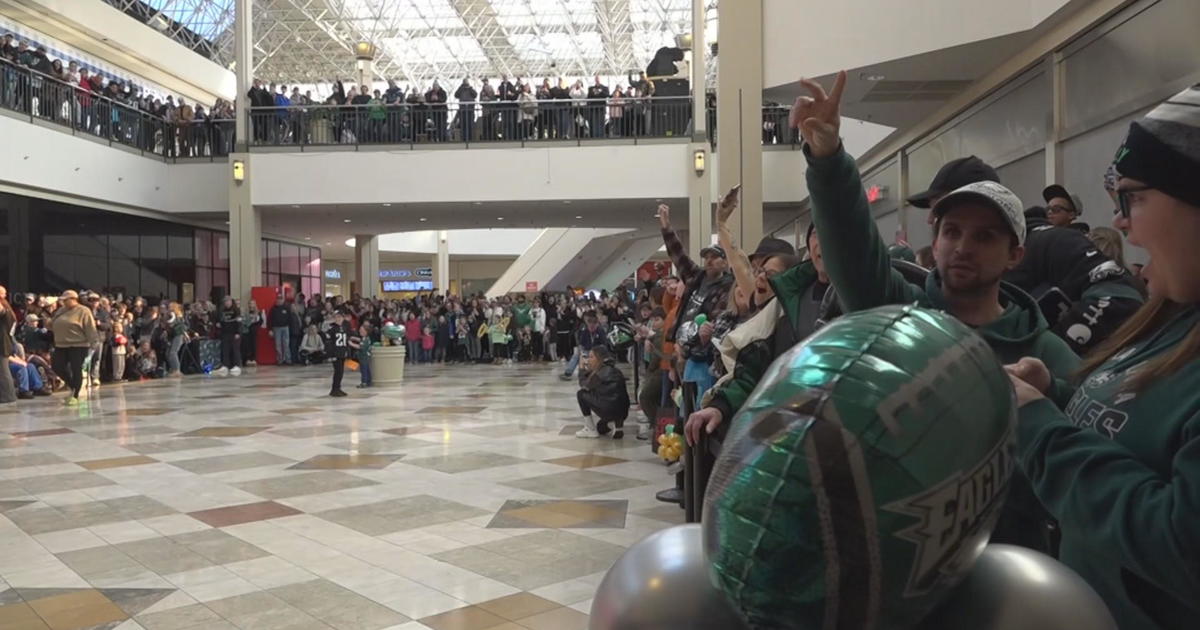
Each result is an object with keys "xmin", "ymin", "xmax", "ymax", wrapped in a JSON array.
[{"xmin": 106, "ymin": 0, "xmax": 709, "ymax": 90}]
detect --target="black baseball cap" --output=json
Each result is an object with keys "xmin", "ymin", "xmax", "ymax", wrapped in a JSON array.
[
  {"xmin": 699, "ymin": 245, "xmax": 726, "ymax": 259},
  {"xmin": 749, "ymin": 237, "xmax": 795, "ymax": 263},
  {"xmin": 907, "ymin": 156, "xmax": 1000, "ymax": 208},
  {"xmin": 1042, "ymin": 184, "xmax": 1084, "ymax": 216}
]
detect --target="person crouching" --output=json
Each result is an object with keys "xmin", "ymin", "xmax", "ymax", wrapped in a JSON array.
[{"xmin": 575, "ymin": 346, "xmax": 631, "ymax": 439}]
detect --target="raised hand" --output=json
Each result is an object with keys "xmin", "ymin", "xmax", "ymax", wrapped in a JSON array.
[
  {"xmin": 657, "ymin": 204, "xmax": 671, "ymax": 230},
  {"xmin": 789, "ymin": 70, "xmax": 846, "ymax": 158},
  {"xmin": 716, "ymin": 185, "xmax": 741, "ymax": 224}
]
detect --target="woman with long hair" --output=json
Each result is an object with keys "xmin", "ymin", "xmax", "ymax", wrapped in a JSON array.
[
  {"xmin": 242, "ymin": 300, "xmax": 261, "ymax": 366},
  {"xmin": 1009, "ymin": 86, "xmax": 1200, "ymax": 629}
]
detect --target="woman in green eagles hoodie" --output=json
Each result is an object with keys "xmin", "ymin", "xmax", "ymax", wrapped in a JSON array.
[
  {"xmin": 793, "ymin": 72, "xmax": 1078, "ymax": 555},
  {"xmin": 1009, "ymin": 86, "xmax": 1200, "ymax": 630}
]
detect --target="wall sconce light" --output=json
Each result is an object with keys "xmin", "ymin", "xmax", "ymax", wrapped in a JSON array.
[
  {"xmin": 232, "ymin": 159, "xmax": 245, "ymax": 183},
  {"xmin": 693, "ymin": 149, "xmax": 706, "ymax": 176}
]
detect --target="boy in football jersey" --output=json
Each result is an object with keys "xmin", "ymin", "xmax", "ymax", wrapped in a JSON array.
[{"xmin": 328, "ymin": 311, "xmax": 350, "ymax": 397}]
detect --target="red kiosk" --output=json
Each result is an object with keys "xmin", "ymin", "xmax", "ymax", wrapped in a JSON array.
[{"xmin": 250, "ymin": 284, "xmax": 293, "ymax": 365}]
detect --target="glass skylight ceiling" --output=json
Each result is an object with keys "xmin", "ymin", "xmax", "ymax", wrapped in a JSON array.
[{"xmin": 110, "ymin": 0, "xmax": 716, "ymax": 87}]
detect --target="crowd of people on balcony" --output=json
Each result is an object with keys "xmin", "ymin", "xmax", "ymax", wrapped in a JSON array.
[
  {"xmin": 245, "ymin": 74, "xmax": 700, "ymax": 144},
  {"xmin": 4, "ymin": 29, "xmax": 803, "ymax": 155},
  {"xmin": 1, "ymin": 32, "xmax": 236, "ymax": 158}
]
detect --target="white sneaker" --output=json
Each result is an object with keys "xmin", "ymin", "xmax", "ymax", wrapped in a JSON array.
[
  {"xmin": 230, "ymin": 366, "xmax": 241, "ymax": 376},
  {"xmin": 575, "ymin": 427, "xmax": 600, "ymax": 439},
  {"xmin": 636, "ymin": 424, "xmax": 651, "ymax": 441},
  {"xmin": 215, "ymin": 366, "xmax": 229, "ymax": 377}
]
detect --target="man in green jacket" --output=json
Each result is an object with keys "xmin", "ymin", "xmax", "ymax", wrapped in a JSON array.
[{"xmin": 794, "ymin": 71, "xmax": 1079, "ymax": 553}]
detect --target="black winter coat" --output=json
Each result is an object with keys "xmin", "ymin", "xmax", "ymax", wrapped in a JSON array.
[{"xmin": 583, "ymin": 357, "xmax": 630, "ymax": 420}]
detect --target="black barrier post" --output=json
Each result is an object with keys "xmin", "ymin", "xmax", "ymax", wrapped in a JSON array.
[
  {"xmin": 693, "ymin": 430, "xmax": 713, "ymax": 521},
  {"xmin": 681, "ymin": 382, "xmax": 698, "ymax": 523}
]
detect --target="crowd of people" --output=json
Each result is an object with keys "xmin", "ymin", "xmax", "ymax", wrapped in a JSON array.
[
  {"xmin": 0, "ymin": 282, "xmax": 650, "ymax": 401},
  {"xmin": 1, "ymin": 32, "xmax": 236, "ymax": 157},
  {"xmin": 615, "ymin": 74, "xmax": 1192, "ymax": 630},
  {"xmin": 3, "ymin": 30, "xmax": 799, "ymax": 154},
  {"xmin": 245, "ymin": 75, "xmax": 693, "ymax": 145}
]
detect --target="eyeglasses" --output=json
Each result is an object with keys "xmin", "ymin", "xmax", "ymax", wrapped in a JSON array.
[
  {"xmin": 1115, "ymin": 185, "xmax": 1152, "ymax": 219},
  {"xmin": 1046, "ymin": 204, "xmax": 1074, "ymax": 215}
]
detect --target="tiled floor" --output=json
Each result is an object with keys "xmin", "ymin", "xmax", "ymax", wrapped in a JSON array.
[{"xmin": 0, "ymin": 363, "xmax": 683, "ymax": 629}]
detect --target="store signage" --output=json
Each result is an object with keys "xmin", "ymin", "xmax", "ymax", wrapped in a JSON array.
[
  {"xmin": 526, "ymin": 281, "xmax": 538, "ymax": 292},
  {"xmin": 379, "ymin": 268, "xmax": 433, "ymax": 278},
  {"xmin": 325, "ymin": 269, "xmax": 341, "ymax": 279},
  {"xmin": 382, "ymin": 280, "xmax": 434, "ymax": 292}
]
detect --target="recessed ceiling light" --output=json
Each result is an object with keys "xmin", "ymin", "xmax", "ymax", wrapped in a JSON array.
[
  {"xmin": 291, "ymin": 205, "xmax": 299, "ymax": 208},
  {"xmin": 563, "ymin": 200, "xmax": 572, "ymax": 205},
  {"xmin": 497, "ymin": 217, "xmax": 504, "ymax": 221},
  {"xmin": 343, "ymin": 219, "xmax": 351, "ymax": 223},
  {"xmin": 304, "ymin": 236, "xmax": 311, "ymax": 240},
  {"xmin": 861, "ymin": 73, "xmax": 886, "ymax": 81},
  {"xmin": 325, "ymin": 242, "xmax": 332, "ymax": 245},
  {"xmin": 575, "ymin": 215, "xmax": 582, "ymax": 219},
  {"xmin": 655, "ymin": 199, "xmax": 662, "ymax": 202},
  {"xmin": 473, "ymin": 202, "xmax": 482, "ymax": 206},
  {"xmin": 224, "ymin": 221, "xmax": 230, "ymax": 225},
  {"xmin": 383, "ymin": 203, "xmax": 392, "ymax": 207},
  {"xmin": 419, "ymin": 217, "xmax": 427, "ymax": 222}
]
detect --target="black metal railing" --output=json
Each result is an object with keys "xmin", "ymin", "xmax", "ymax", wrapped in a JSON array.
[
  {"xmin": 247, "ymin": 96, "xmax": 696, "ymax": 148},
  {"xmin": 2, "ymin": 58, "xmax": 802, "ymax": 158},
  {"xmin": 0, "ymin": 56, "xmax": 234, "ymax": 160}
]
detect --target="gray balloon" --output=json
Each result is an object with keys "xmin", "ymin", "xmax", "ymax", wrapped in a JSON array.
[
  {"xmin": 590, "ymin": 524, "xmax": 750, "ymax": 630},
  {"xmin": 920, "ymin": 545, "xmax": 1117, "ymax": 630}
]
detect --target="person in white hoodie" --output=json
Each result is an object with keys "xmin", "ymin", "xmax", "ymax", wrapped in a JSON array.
[{"xmin": 531, "ymin": 298, "xmax": 547, "ymax": 361}]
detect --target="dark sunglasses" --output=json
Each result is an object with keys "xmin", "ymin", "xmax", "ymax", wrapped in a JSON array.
[{"xmin": 1115, "ymin": 185, "xmax": 1153, "ymax": 219}]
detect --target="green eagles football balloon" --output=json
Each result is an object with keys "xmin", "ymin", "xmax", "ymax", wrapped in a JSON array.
[{"xmin": 703, "ymin": 304, "xmax": 1016, "ymax": 630}]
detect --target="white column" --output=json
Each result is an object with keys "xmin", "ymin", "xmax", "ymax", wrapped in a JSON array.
[
  {"xmin": 436, "ymin": 230, "xmax": 450, "ymax": 296},
  {"xmin": 691, "ymin": 0, "xmax": 707, "ymax": 142},
  {"xmin": 233, "ymin": 0, "xmax": 252, "ymax": 152},
  {"xmin": 228, "ymin": 0, "xmax": 259, "ymax": 303},
  {"xmin": 687, "ymin": 0, "xmax": 713, "ymax": 256},
  {"xmin": 355, "ymin": 235, "xmax": 380, "ymax": 299},
  {"xmin": 228, "ymin": 154, "xmax": 260, "ymax": 303},
  {"xmin": 1045, "ymin": 52, "xmax": 1065, "ymax": 186},
  {"xmin": 716, "ymin": 0, "xmax": 763, "ymax": 248}
]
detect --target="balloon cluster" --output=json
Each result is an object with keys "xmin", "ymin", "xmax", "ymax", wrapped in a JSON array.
[{"xmin": 656, "ymin": 425, "xmax": 682, "ymax": 462}]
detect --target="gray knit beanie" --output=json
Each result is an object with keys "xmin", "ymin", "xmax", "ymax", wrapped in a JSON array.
[{"xmin": 1113, "ymin": 84, "xmax": 1200, "ymax": 208}]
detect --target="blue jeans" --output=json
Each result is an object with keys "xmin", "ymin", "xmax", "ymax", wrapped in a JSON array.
[
  {"xmin": 406, "ymin": 340, "xmax": 420, "ymax": 363},
  {"xmin": 563, "ymin": 347, "xmax": 582, "ymax": 376},
  {"xmin": 167, "ymin": 335, "xmax": 184, "ymax": 373},
  {"xmin": 11, "ymin": 362, "xmax": 44, "ymax": 392},
  {"xmin": 273, "ymin": 327, "xmax": 291, "ymax": 364},
  {"xmin": 683, "ymin": 358, "xmax": 715, "ymax": 410},
  {"xmin": 360, "ymin": 357, "xmax": 372, "ymax": 386}
]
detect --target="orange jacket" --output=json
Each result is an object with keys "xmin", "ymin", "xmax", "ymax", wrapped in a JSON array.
[{"xmin": 661, "ymin": 292, "xmax": 679, "ymax": 371}]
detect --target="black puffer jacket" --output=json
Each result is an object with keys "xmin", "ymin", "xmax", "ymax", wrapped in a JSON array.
[
  {"xmin": 1005, "ymin": 216, "xmax": 1144, "ymax": 317},
  {"xmin": 583, "ymin": 357, "xmax": 630, "ymax": 421}
]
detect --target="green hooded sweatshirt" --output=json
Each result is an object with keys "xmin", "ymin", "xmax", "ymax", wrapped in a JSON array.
[
  {"xmin": 807, "ymin": 145, "xmax": 1079, "ymax": 553},
  {"xmin": 1019, "ymin": 305, "xmax": 1200, "ymax": 630},
  {"xmin": 706, "ymin": 261, "xmax": 821, "ymax": 423}
]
